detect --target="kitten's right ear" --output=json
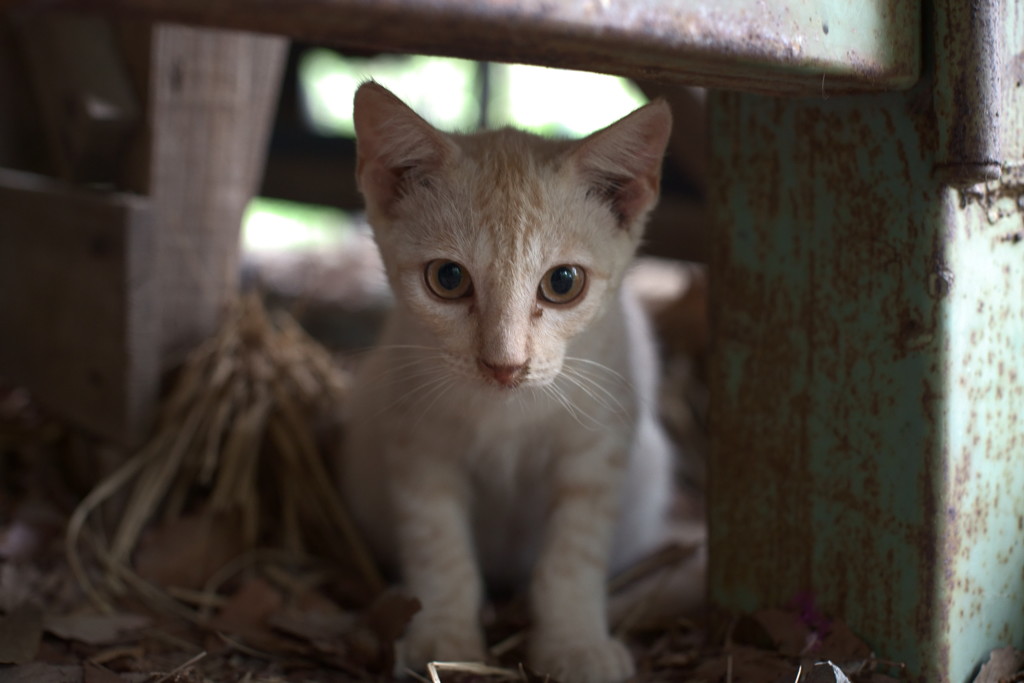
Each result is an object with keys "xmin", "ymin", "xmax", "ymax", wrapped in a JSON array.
[
  {"xmin": 571, "ymin": 99, "xmax": 672, "ymax": 234},
  {"xmin": 353, "ymin": 82, "xmax": 456, "ymax": 215}
]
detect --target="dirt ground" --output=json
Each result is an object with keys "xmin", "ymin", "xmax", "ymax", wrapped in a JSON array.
[{"xmin": 0, "ymin": 421, "xmax": 911, "ymax": 683}]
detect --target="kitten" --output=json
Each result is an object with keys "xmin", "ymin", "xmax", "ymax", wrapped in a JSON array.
[{"xmin": 340, "ymin": 82, "xmax": 674, "ymax": 683}]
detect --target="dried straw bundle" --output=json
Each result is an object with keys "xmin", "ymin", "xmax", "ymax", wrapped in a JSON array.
[{"xmin": 67, "ymin": 294, "xmax": 383, "ymax": 615}]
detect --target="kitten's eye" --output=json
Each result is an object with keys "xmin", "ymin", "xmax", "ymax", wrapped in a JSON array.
[
  {"xmin": 539, "ymin": 265, "xmax": 586, "ymax": 304},
  {"xmin": 425, "ymin": 260, "xmax": 473, "ymax": 299}
]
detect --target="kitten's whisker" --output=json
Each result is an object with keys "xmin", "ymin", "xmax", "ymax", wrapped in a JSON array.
[
  {"xmin": 412, "ymin": 377, "xmax": 456, "ymax": 428},
  {"xmin": 540, "ymin": 383, "xmax": 582, "ymax": 427},
  {"xmin": 359, "ymin": 349, "xmax": 452, "ymax": 384},
  {"xmin": 565, "ymin": 376, "xmax": 617, "ymax": 430},
  {"xmin": 561, "ymin": 367, "xmax": 630, "ymax": 421},
  {"xmin": 366, "ymin": 360, "xmax": 442, "ymax": 378},
  {"xmin": 372, "ymin": 343, "xmax": 446, "ymax": 353},
  {"xmin": 547, "ymin": 378, "xmax": 604, "ymax": 431},
  {"xmin": 563, "ymin": 367, "xmax": 634, "ymax": 408},
  {"xmin": 560, "ymin": 369, "xmax": 618, "ymax": 413},
  {"xmin": 345, "ymin": 345, "xmax": 448, "ymax": 373},
  {"xmin": 365, "ymin": 365, "xmax": 450, "ymax": 394},
  {"xmin": 378, "ymin": 349, "xmax": 450, "ymax": 365},
  {"xmin": 370, "ymin": 356, "xmax": 446, "ymax": 370},
  {"xmin": 563, "ymin": 356, "xmax": 631, "ymax": 386},
  {"xmin": 517, "ymin": 389, "xmax": 530, "ymax": 418},
  {"xmin": 342, "ymin": 344, "xmax": 444, "ymax": 363},
  {"xmin": 568, "ymin": 359, "xmax": 664, "ymax": 416},
  {"xmin": 565, "ymin": 364, "xmax": 631, "ymax": 394},
  {"xmin": 562, "ymin": 358, "xmax": 637, "ymax": 423},
  {"xmin": 369, "ymin": 372, "xmax": 452, "ymax": 419}
]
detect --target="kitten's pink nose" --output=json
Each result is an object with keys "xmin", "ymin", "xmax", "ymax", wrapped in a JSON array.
[{"xmin": 478, "ymin": 359, "xmax": 528, "ymax": 387}]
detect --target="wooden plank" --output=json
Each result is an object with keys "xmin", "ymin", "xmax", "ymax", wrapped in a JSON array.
[
  {"xmin": 0, "ymin": 167, "xmax": 157, "ymax": 443},
  {"xmin": 145, "ymin": 25, "xmax": 287, "ymax": 365},
  {"xmin": 44, "ymin": 0, "xmax": 919, "ymax": 95},
  {"xmin": 0, "ymin": 23, "xmax": 286, "ymax": 439}
]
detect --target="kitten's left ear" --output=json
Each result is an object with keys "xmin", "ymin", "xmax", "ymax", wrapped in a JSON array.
[{"xmin": 571, "ymin": 99, "xmax": 672, "ymax": 233}]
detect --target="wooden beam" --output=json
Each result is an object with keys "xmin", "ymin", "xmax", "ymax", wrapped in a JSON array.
[
  {"xmin": 0, "ymin": 168, "xmax": 157, "ymax": 443},
  {"xmin": 144, "ymin": 24, "xmax": 287, "ymax": 365}
]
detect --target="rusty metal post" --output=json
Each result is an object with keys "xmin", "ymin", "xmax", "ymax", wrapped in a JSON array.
[
  {"xmin": 933, "ymin": 0, "xmax": 1003, "ymax": 187},
  {"xmin": 708, "ymin": 1, "xmax": 1024, "ymax": 680}
]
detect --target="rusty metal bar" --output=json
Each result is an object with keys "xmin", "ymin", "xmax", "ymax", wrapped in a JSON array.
[
  {"xmin": 33, "ymin": 0, "xmax": 919, "ymax": 95},
  {"xmin": 708, "ymin": 0, "xmax": 1024, "ymax": 679}
]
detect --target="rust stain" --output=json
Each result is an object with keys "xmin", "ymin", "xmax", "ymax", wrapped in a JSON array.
[{"xmin": 710, "ymin": 70, "xmax": 954, "ymax": 672}]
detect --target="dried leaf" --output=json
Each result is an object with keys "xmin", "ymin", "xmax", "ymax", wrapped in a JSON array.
[
  {"xmin": 0, "ymin": 662, "xmax": 82, "ymax": 683},
  {"xmin": 43, "ymin": 613, "xmax": 150, "ymax": 646},
  {"xmin": 974, "ymin": 647, "xmax": 1024, "ymax": 683},
  {"xmin": 0, "ymin": 605, "xmax": 43, "ymax": 664},
  {"xmin": 147, "ymin": 651, "xmax": 207, "ymax": 683},
  {"xmin": 428, "ymin": 662, "xmax": 519, "ymax": 682},
  {"xmin": 736, "ymin": 608, "xmax": 871, "ymax": 663},
  {"xmin": 269, "ymin": 607, "xmax": 357, "ymax": 644},
  {"xmin": 207, "ymin": 577, "xmax": 283, "ymax": 636},
  {"xmin": 692, "ymin": 644, "xmax": 797, "ymax": 682},
  {"xmin": 750, "ymin": 608, "xmax": 812, "ymax": 657},
  {"xmin": 337, "ymin": 589, "xmax": 421, "ymax": 673},
  {"xmin": 729, "ymin": 613, "xmax": 776, "ymax": 650},
  {"xmin": 83, "ymin": 662, "xmax": 124, "ymax": 683},
  {"xmin": 361, "ymin": 589, "xmax": 420, "ymax": 645},
  {"xmin": 87, "ymin": 646, "xmax": 145, "ymax": 666},
  {"xmin": 134, "ymin": 512, "xmax": 244, "ymax": 590},
  {"xmin": 519, "ymin": 662, "xmax": 558, "ymax": 683},
  {"xmin": 808, "ymin": 661, "xmax": 852, "ymax": 683},
  {"xmin": 817, "ymin": 618, "xmax": 871, "ymax": 661}
]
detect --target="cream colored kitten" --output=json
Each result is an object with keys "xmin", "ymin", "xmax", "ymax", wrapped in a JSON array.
[{"xmin": 340, "ymin": 82, "xmax": 674, "ymax": 683}]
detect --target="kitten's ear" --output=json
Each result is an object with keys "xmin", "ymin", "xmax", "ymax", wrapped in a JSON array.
[
  {"xmin": 353, "ymin": 82, "xmax": 456, "ymax": 215},
  {"xmin": 571, "ymin": 99, "xmax": 672, "ymax": 232}
]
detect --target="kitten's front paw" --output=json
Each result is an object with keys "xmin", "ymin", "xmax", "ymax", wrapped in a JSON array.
[
  {"xmin": 395, "ymin": 615, "xmax": 487, "ymax": 674},
  {"xmin": 529, "ymin": 634, "xmax": 634, "ymax": 683}
]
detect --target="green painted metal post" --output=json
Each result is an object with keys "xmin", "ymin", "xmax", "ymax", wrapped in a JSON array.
[{"xmin": 708, "ymin": 1, "xmax": 1024, "ymax": 680}]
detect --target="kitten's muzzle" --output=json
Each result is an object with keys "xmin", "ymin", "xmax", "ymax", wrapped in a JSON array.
[{"xmin": 478, "ymin": 359, "xmax": 529, "ymax": 388}]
